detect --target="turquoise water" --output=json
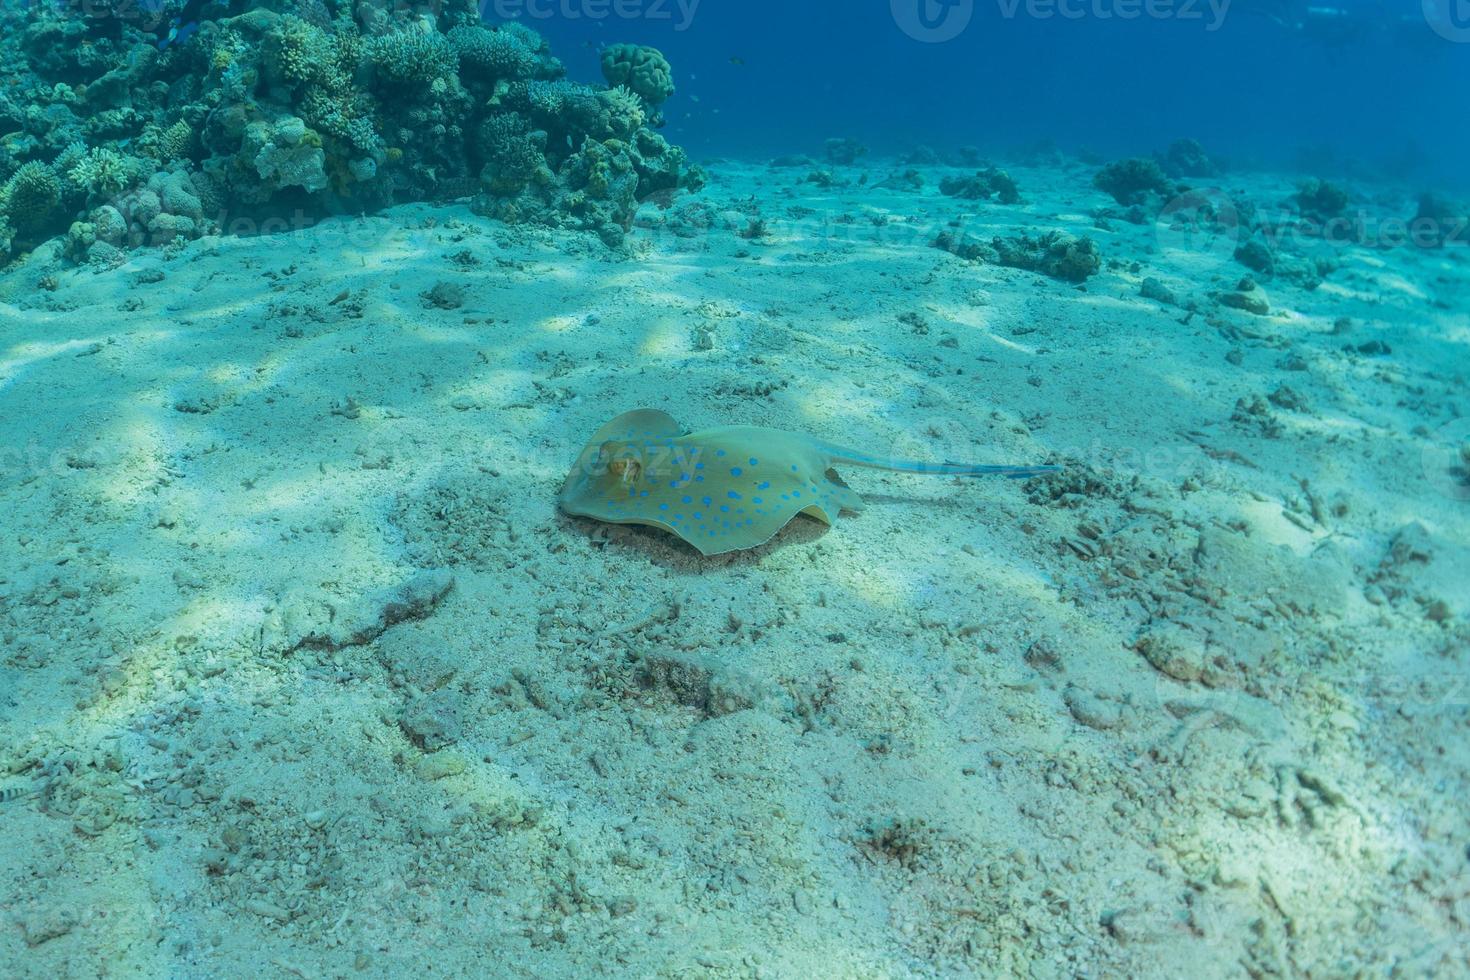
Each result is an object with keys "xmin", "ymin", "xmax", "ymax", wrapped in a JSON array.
[{"xmin": 1, "ymin": 2, "xmax": 1468, "ymax": 977}]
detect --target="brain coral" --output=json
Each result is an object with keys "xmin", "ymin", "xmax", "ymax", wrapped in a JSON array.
[{"xmin": 600, "ymin": 44, "xmax": 675, "ymax": 107}]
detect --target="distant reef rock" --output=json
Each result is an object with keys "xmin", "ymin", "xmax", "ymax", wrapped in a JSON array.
[{"xmin": 0, "ymin": 3, "xmax": 703, "ymax": 262}]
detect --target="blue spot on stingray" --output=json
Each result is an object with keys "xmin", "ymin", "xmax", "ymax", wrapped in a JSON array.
[
  {"xmin": 753, "ymin": 497, "xmax": 763, "ymax": 504},
  {"xmin": 702, "ymin": 496, "xmax": 713, "ymax": 506},
  {"xmin": 749, "ymin": 458, "xmax": 758, "ymax": 466},
  {"xmin": 682, "ymin": 495, "xmax": 693, "ymax": 504},
  {"xmin": 695, "ymin": 463, "xmax": 704, "ymax": 470},
  {"xmin": 640, "ymin": 491, "xmax": 649, "ymax": 497},
  {"xmin": 758, "ymin": 481, "xmax": 770, "ymax": 490},
  {"xmin": 730, "ymin": 467, "xmax": 743, "ymax": 477},
  {"xmin": 781, "ymin": 493, "xmax": 790, "ymax": 500},
  {"xmin": 627, "ymin": 488, "xmax": 636, "ymax": 497},
  {"xmin": 716, "ymin": 449, "xmax": 726, "ymax": 457},
  {"xmin": 793, "ymin": 491, "xmax": 801, "ymax": 498},
  {"xmin": 674, "ymin": 514, "xmax": 684, "ymax": 521},
  {"xmin": 791, "ymin": 464, "xmax": 798, "ymax": 471},
  {"xmin": 659, "ymin": 503, "xmax": 669, "ymax": 511},
  {"xmin": 728, "ymin": 491, "xmax": 742, "ymax": 500},
  {"xmin": 720, "ymin": 505, "xmax": 730, "ymax": 513},
  {"xmin": 694, "ymin": 512, "xmax": 704, "ymax": 520},
  {"xmin": 695, "ymin": 476, "xmax": 705, "ymax": 483}
]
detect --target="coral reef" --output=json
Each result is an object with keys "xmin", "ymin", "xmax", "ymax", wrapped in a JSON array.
[
  {"xmin": 1411, "ymin": 192, "xmax": 1468, "ymax": 248},
  {"xmin": 1159, "ymin": 138, "xmax": 1218, "ymax": 178},
  {"xmin": 824, "ymin": 138, "xmax": 868, "ymax": 166},
  {"xmin": 1232, "ymin": 233, "xmax": 1334, "ymax": 290},
  {"xmin": 933, "ymin": 227, "xmax": 1101, "ymax": 282},
  {"xmin": 600, "ymin": 43, "xmax": 675, "ymax": 110},
  {"xmin": 1291, "ymin": 178, "xmax": 1349, "ymax": 222},
  {"xmin": 993, "ymin": 230, "xmax": 1101, "ymax": 282},
  {"xmin": 0, "ymin": 5, "xmax": 700, "ymax": 263},
  {"xmin": 1093, "ymin": 157, "xmax": 1174, "ymax": 208},
  {"xmin": 940, "ymin": 168, "xmax": 1020, "ymax": 204}
]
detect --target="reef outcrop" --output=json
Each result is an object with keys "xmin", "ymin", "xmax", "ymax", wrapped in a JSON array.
[{"xmin": 0, "ymin": 3, "xmax": 701, "ymax": 261}]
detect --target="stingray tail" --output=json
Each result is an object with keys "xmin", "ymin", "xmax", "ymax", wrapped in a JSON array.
[{"xmin": 813, "ymin": 441, "xmax": 1060, "ymax": 479}]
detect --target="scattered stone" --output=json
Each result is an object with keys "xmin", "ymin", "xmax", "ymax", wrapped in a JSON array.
[
  {"xmin": 1065, "ymin": 687, "xmax": 1122, "ymax": 730},
  {"xmin": 422, "ymin": 281, "xmax": 464, "ymax": 310},
  {"xmin": 1267, "ymin": 385, "xmax": 1309, "ymax": 412},
  {"xmin": 1234, "ymin": 237, "xmax": 1275, "ymax": 274},
  {"xmin": 19, "ymin": 908, "xmax": 75, "ymax": 947},
  {"xmin": 1216, "ymin": 277, "xmax": 1270, "ymax": 316},
  {"xmin": 417, "ymin": 750, "xmax": 467, "ymax": 781},
  {"xmin": 291, "ymin": 570, "xmax": 455, "ymax": 652},
  {"xmin": 1140, "ymin": 276, "xmax": 1179, "ymax": 306},
  {"xmin": 1134, "ymin": 624, "xmax": 1207, "ymax": 684},
  {"xmin": 1024, "ymin": 637, "xmax": 1064, "ymax": 672},
  {"xmin": 634, "ymin": 650, "xmax": 757, "ymax": 718},
  {"xmin": 400, "ymin": 688, "xmax": 466, "ymax": 752}
]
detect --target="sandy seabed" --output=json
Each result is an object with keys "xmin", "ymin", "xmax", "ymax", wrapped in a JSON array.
[{"xmin": 1, "ymin": 157, "xmax": 1468, "ymax": 978}]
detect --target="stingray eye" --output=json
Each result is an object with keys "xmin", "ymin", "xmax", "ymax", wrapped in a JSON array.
[{"xmin": 604, "ymin": 445, "xmax": 642, "ymax": 484}]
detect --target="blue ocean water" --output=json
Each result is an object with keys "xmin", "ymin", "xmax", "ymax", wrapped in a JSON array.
[{"xmin": 524, "ymin": 0, "xmax": 1470, "ymax": 189}]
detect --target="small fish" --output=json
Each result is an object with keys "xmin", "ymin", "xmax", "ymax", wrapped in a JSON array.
[
  {"xmin": 729, "ymin": 56, "xmax": 745, "ymax": 66},
  {"xmin": 560, "ymin": 409, "xmax": 1057, "ymax": 556}
]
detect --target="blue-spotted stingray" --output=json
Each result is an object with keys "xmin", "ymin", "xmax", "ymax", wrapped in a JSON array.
[{"xmin": 559, "ymin": 409, "xmax": 1058, "ymax": 556}]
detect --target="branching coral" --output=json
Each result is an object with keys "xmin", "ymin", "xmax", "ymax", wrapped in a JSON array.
[
  {"xmin": 477, "ymin": 112, "xmax": 551, "ymax": 195},
  {"xmin": 365, "ymin": 29, "xmax": 457, "ymax": 94},
  {"xmin": 449, "ymin": 25, "xmax": 538, "ymax": 82},
  {"xmin": 600, "ymin": 86, "xmax": 646, "ymax": 137},
  {"xmin": 68, "ymin": 147, "xmax": 143, "ymax": 199}
]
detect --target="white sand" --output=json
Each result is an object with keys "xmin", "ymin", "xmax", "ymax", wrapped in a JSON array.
[{"xmin": 1, "ymin": 159, "xmax": 1467, "ymax": 977}]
